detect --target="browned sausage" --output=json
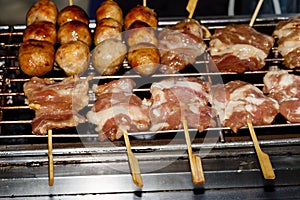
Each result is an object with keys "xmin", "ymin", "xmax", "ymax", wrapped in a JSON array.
[
  {"xmin": 18, "ymin": 40, "xmax": 55, "ymax": 76},
  {"xmin": 23, "ymin": 21, "xmax": 57, "ymax": 45},
  {"xmin": 127, "ymin": 42, "xmax": 160, "ymax": 76},
  {"xmin": 26, "ymin": 0, "xmax": 58, "ymax": 26},
  {"xmin": 57, "ymin": 21, "xmax": 92, "ymax": 47},
  {"xmin": 95, "ymin": 0, "xmax": 123, "ymax": 25},
  {"xmin": 124, "ymin": 5, "xmax": 158, "ymax": 30},
  {"xmin": 94, "ymin": 18, "xmax": 122, "ymax": 46},
  {"xmin": 57, "ymin": 5, "xmax": 89, "ymax": 26}
]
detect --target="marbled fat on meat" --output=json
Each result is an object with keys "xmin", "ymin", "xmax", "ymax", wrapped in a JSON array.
[
  {"xmin": 211, "ymin": 80, "xmax": 279, "ymax": 133},
  {"xmin": 23, "ymin": 76, "xmax": 90, "ymax": 135}
]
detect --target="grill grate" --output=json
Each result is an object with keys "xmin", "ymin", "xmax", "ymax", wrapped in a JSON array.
[{"xmin": 1, "ymin": 15, "xmax": 300, "ymax": 198}]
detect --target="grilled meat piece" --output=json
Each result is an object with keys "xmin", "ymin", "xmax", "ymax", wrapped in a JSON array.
[
  {"xmin": 149, "ymin": 77, "xmax": 216, "ymax": 132},
  {"xmin": 209, "ymin": 24, "xmax": 274, "ymax": 73},
  {"xmin": 23, "ymin": 76, "xmax": 90, "ymax": 135},
  {"xmin": 263, "ymin": 70, "xmax": 300, "ymax": 123},
  {"xmin": 211, "ymin": 80, "xmax": 279, "ymax": 133},
  {"xmin": 87, "ymin": 79, "xmax": 150, "ymax": 141}
]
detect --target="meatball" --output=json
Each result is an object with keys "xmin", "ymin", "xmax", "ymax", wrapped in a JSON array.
[
  {"xmin": 95, "ymin": 0, "xmax": 123, "ymax": 25},
  {"xmin": 125, "ymin": 25, "xmax": 158, "ymax": 47},
  {"xmin": 55, "ymin": 41, "xmax": 90, "ymax": 76},
  {"xmin": 23, "ymin": 21, "xmax": 57, "ymax": 45},
  {"xmin": 92, "ymin": 38, "xmax": 127, "ymax": 75},
  {"xmin": 124, "ymin": 5, "xmax": 158, "ymax": 30},
  {"xmin": 26, "ymin": 0, "xmax": 58, "ymax": 26},
  {"xmin": 127, "ymin": 42, "xmax": 160, "ymax": 76},
  {"xmin": 57, "ymin": 5, "xmax": 89, "ymax": 26},
  {"xmin": 18, "ymin": 40, "xmax": 55, "ymax": 76},
  {"xmin": 57, "ymin": 21, "xmax": 92, "ymax": 47},
  {"xmin": 94, "ymin": 18, "xmax": 122, "ymax": 46}
]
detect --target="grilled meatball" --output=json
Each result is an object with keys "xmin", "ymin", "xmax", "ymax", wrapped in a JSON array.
[
  {"xmin": 124, "ymin": 5, "xmax": 158, "ymax": 30},
  {"xmin": 18, "ymin": 40, "xmax": 55, "ymax": 76},
  {"xmin": 57, "ymin": 21, "xmax": 92, "ymax": 47},
  {"xmin": 57, "ymin": 5, "xmax": 89, "ymax": 26},
  {"xmin": 125, "ymin": 22, "xmax": 158, "ymax": 47},
  {"xmin": 55, "ymin": 41, "xmax": 90, "ymax": 76},
  {"xmin": 23, "ymin": 21, "xmax": 57, "ymax": 45},
  {"xmin": 127, "ymin": 42, "xmax": 160, "ymax": 76},
  {"xmin": 94, "ymin": 18, "xmax": 122, "ymax": 46},
  {"xmin": 95, "ymin": 0, "xmax": 123, "ymax": 25},
  {"xmin": 92, "ymin": 38, "xmax": 127, "ymax": 75},
  {"xmin": 26, "ymin": 0, "xmax": 58, "ymax": 26}
]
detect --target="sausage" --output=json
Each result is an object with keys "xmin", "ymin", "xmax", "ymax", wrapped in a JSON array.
[
  {"xmin": 18, "ymin": 40, "xmax": 55, "ymax": 76},
  {"xmin": 127, "ymin": 42, "xmax": 160, "ymax": 76},
  {"xmin": 95, "ymin": 0, "xmax": 123, "ymax": 25},
  {"xmin": 26, "ymin": 0, "xmax": 58, "ymax": 26},
  {"xmin": 57, "ymin": 5, "xmax": 89, "ymax": 26},
  {"xmin": 125, "ymin": 24, "xmax": 158, "ymax": 47},
  {"xmin": 124, "ymin": 5, "xmax": 158, "ymax": 30},
  {"xmin": 91, "ymin": 38, "xmax": 127, "ymax": 75},
  {"xmin": 55, "ymin": 41, "xmax": 90, "ymax": 76},
  {"xmin": 57, "ymin": 21, "xmax": 92, "ymax": 47},
  {"xmin": 94, "ymin": 18, "xmax": 122, "ymax": 46},
  {"xmin": 23, "ymin": 21, "xmax": 57, "ymax": 45}
]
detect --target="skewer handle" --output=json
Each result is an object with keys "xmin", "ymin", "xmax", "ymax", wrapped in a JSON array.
[
  {"xmin": 249, "ymin": 0, "xmax": 264, "ymax": 27},
  {"xmin": 186, "ymin": 0, "xmax": 199, "ymax": 19},
  {"xmin": 123, "ymin": 131, "xmax": 143, "ymax": 187},
  {"xmin": 143, "ymin": 0, "xmax": 147, "ymax": 7},
  {"xmin": 182, "ymin": 117, "xmax": 205, "ymax": 184},
  {"xmin": 48, "ymin": 129, "xmax": 54, "ymax": 186},
  {"xmin": 247, "ymin": 120, "xmax": 275, "ymax": 180},
  {"xmin": 69, "ymin": 0, "xmax": 73, "ymax": 6}
]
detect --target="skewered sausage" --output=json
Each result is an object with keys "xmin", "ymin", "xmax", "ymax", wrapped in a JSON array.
[
  {"xmin": 57, "ymin": 5, "xmax": 89, "ymax": 26},
  {"xmin": 95, "ymin": 0, "xmax": 123, "ymax": 25},
  {"xmin": 23, "ymin": 21, "xmax": 57, "ymax": 45},
  {"xmin": 55, "ymin": 41, "xmax": 90, "ymax": 76},
  {"xmin": 127, "ymin": 42, "xmax": 160, "ymax": 76},
  {"xmin": 18, "ymin": 40, "xmax": 55, "ymax": 76},
  {"xmin": 91, "ymin": 38, "xmax": 127, "ymax": 75},
  {"xmin": 26, "ymin": 0, "xmax": 58, "ymax": 26},
  {"xmin": 93, "ymin": 18, "xmax": 122, "ymax": 46},
  {"xmin": 57, "ymin": 20, "xmax": 92, "ymax": 47}
]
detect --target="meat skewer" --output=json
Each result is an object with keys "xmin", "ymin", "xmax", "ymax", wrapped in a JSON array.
[
  {"xmin": 182, "ymin": 0, "xmax": 205, "ymax": 184},
  {"xmin": 92, "ymin": 0, "xmax": 126, "ymax": 75},
  {"xmin": 86, "ymin": 79, "xmax": 148, "ymax": 187},
  {"xmin": 124, "ymin": 4, "xmax": 160, "ymax": 76},
  {"xmin": 249, "ymin": 1, "xmax": 275, "ymax": 180},
  {"xmin": 149, "ymin": 76, "xmax": 215, "ymax": 184}
]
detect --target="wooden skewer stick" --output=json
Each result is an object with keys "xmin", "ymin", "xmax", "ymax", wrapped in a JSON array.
[
  {"xmin": 143, "ymin": 0, "xmax": 147, "ymax": 7},
  {"xmin": 247, "ymin": 119, "xmax": 275, "ymax": 180},
  {"xmin": 186, "ymin": 0, "xmax": 199, "ymax": 19},
  {"xmin": 249, "ymin": 0, "xmax": 264, "ymax": 27},
  {"xmin": 123, "ymin": 130, "xmax": 143, "ymax": 187},
  {"xmin": 48, "ymin": 129, "xmax": 54, "ymax": 186},
  {"xmin": 69, "ymin": 0, "xmax": 73, "ymax": 6},
  {"xmin": 182, "ymin": 115, "xmax": 205, "ymax": 184}
]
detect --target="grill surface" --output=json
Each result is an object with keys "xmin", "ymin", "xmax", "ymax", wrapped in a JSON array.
[{"xmin": 1, "ymin": 15, "xmax": 300, "ymax": 199}]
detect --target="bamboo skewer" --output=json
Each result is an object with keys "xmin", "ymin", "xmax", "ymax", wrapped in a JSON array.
[
  {"xmin": 182, "ymin": 115, "xmax": 205, "ymax": 184},
  {"xmin": 48, "ymin": 129, "xmax": 54, "ymax": 186},
  {"xmin": 143, "ymin": 0, "xmax": 147, "ymax": 7},
  {"xmin": 247, "ymin": 119, "xmax": 275, "ymax": 180},
  {"xmin": 69, "ymin": 0, "xmax": 73, "ymax": 6},
  {"xmin": 123, "ymin": 130, "xmax": 143, "ymax": 187},
  {"xmin": 186, "ymin": 0, "xmax": 198, "ymax": 19},
  {"xmin": 249, "ymin": 0, "xmax": 264, "ymax": 27}
]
